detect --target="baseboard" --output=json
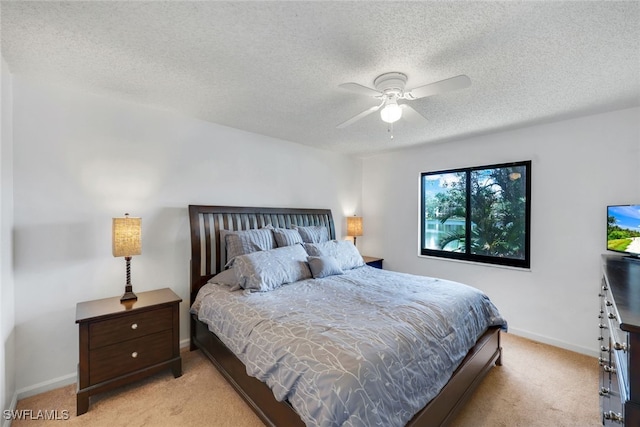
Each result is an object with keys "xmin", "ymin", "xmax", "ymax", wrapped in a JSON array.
[
  {"xmin": 508, "ymin": 327, "xmax": 599, "ymax": 358},
  {"xmin": 2, "ymin": 392, "xmax": 17, "ymax": 427},
  {"xmin": 16, "ymin": 372, "xmax": 76, "ymax": 400},
  {"xmin": 15, "ymin": 339, "xmax": 192, "ymax": 402}
]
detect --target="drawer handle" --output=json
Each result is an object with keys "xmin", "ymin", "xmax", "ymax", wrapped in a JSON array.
[
  {"xmin": 607, "ymin": 312, "xmax": 617, "ymax": 320},
  {"xmin": 600, "ymin": 345, "xmax": 610, "ymax": 352},
  {"xmin": 599, "ymin": 323, "xmax": 608, "ymax": 329},
  {"xmin": 131, "ymin": 323, "xmax": 138, "ymax": 330},
  {"xmin": 131, "ymin": 352, "xmax": 138, "ymax": 358},
  {"xmin": 599, "ymin": 387, "xmax": 610, "ymax": 396},
  {"xmin": 605, "ymin": 300, "xmax": 612, "ymax": 307},
  {"xmin": 603, "ymin": 411, "xmax": 623, "ymax": 423},
  {"xmin": 603, "ymin": 364, "xmax": 616, "ymax": 374},
  {"xmin": 613, "ymin": 341, "xmax": 627, "ymax": 351}
]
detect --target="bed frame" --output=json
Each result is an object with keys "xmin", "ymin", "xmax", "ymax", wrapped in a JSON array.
[{"xmin": 188, "ymin": 205, "xmax": 502, "ymax": 427}]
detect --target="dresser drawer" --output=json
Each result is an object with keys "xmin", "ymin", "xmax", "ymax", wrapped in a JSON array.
[
  {"xmin": 89, "ymin": 307, "xmax": 172, "ymax": 349},
  {"xmin": 89, "ymin": 330, "xmax": 173, "ymax": 385}
]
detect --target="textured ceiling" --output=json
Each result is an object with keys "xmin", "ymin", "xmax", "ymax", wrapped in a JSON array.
[{"xmin": 2, "ymin": 1, "xmax": 639, "ymax": 156}]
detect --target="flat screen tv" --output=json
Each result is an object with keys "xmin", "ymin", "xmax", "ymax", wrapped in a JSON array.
[{"xmin": 607, "ymin": 204, "xmax": 640, "ymax": 257}]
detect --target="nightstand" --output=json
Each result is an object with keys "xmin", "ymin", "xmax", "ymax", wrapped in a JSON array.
[
  {"xmin": 76, "ymin": 288, "xmax": 182, "ymax": 415},
  {"xmin": 362, "ymin": 256, "xmax": 383, "ymax": 269}
]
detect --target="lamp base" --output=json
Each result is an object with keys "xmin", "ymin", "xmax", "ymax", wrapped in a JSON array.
[{"xmin": 120, "ymin": 285, "xmax": 138, "ymax": 302}]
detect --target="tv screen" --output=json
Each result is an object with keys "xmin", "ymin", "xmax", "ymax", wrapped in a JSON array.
[{"xmin": 607, "ymin": 204, "xmax": 640, "ymax": 256}]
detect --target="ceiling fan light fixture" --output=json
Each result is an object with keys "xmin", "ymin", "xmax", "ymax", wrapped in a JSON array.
[{"xmin": 380, "ymin": 100, "xmax": 402, "ymax": 123}]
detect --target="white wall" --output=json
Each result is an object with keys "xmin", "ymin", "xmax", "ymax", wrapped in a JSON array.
[
  {"xmin": 1, "ymin": 56, "xmax": 16, "ymax": 419},
  {"xmin": 11, "ymin": 77, "xmax": 362, "ymax": 395},
  {"xmin": 360, "ymin": 107, "xmax": 640, "ymax": 356}
]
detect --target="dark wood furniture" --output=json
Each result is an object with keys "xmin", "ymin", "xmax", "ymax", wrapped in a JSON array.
[
  {"xmin": 362, "ymin": 255, "xmax": 383, "ymax": 269},
  {"xmin": 76, "ymin": 288, "xmax": 182, "ymax": 415},
  {"xmin": 188, "ymin": 205, "xmax": 502, "ymax": 427},
  {"xmin": 599, "ymin": 255, "xmax": 640, "ymax": 426}
]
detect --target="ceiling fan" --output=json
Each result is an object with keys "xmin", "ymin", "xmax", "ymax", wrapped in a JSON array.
[{"xmin": 336, "ymin": 72, "xmax": 471, "ymax": 129}]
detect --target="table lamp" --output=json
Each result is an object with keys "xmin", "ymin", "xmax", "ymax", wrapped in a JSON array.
[
  {"xmin": 347, "ymin": 216, "xmax": 363, "ymax": 247},
  {"xmin": 112, "ymin": 213, "xmax": 141, "ymax": 302}
]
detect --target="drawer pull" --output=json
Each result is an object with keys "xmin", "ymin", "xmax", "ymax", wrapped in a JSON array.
[
  {"xmin": 603, "ymin": 411, "xmax": 623, "ymax": 423},
  {"xmin": 598, "ymin": 357, "xmax": 608, "ymax": 366},
  {"xmin": 600, "ymin": 345, "xmax": 610, "ymax": 352},
  {"xmin": 613, "ymin": 341, "xmax": 627, "ymax": 351},
  {"xmin": 131, "ymin": 352, "xmax": 138, "ymax": 358},
  {"xmin": 131, "ymin": 323, "xmax": 138, "ymax": 330},
  {"xmin": 605, "ymin": 300, "xmax": 613, "ymax": 307},
  {"xmin": 597, "ymin": 336, "xmax": 604, "ymax": 341},
  {"xmin": 599, "ymin": 323, "xmax": 608, "ymax": 329},
  {"xmin": 599, "ymin": 387, "xmax": 610, "ymax": 396},
  {"xmin": 607, "ymin": 312, "xmax": 617, "ymax": 320},
  {"xmin": 603, "ymin": 364, "xmax": 616, "ymax": 374}
]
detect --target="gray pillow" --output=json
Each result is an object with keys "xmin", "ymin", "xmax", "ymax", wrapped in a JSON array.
[
  {"xmin": 292, "ymin": 225, "xmax": 330, "ymax": 243},
  {"xmin": 304, "ymin": 240, "xmax": 365, "ymax": 271},
  {"xmin": 272, "ymin": 228, "xmax": 304, "ymax": 247},
  {"xmin": 233, "ymin": 244, "xmax": 312, "ymax": 292},
  {"xmin": 307, "ymin": 256, "xmax": 344, "ymax": 279},
  {"xmin": 220, "ymin": 228, "xmax": 276, "ymax": 266},
  {"xmin": 206, "ymin": 268, "xmax": 240, "ymax": 288}
]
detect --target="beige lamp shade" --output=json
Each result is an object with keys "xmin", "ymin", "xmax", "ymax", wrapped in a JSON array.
[
  {"xmin": 347, "ymin": 216, "xmax": 363, "ymax": 237},
  {"xmin": 112, "ymin": 214, "xmax": 142, "ymax": 257}
]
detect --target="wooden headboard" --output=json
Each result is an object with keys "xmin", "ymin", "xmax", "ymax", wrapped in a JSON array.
[{"xmin": 188, "ymin": 205, "xmax": 335, "ymax": 304}]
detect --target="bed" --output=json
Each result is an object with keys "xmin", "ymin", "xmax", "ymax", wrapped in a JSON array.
[{"xmin": 188, "ymin": 205, "xmax": 506, "ymax": 427}]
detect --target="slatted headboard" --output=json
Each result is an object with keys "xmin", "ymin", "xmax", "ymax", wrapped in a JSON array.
[{"xmin": 188, "ymin": 205, "xmax": 335, "ymax": 304}]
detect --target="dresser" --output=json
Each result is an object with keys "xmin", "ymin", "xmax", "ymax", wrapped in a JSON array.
[
  {"xmin": 599, "ymin": 255, "xmax": 640, "ymax": 426},
  {"xmin": 76, "ymin": 288, "xmax": 182, "ymax": 415}
]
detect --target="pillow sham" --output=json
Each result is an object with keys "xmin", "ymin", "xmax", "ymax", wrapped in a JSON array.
[
  {"xmin": 220, "ymin": 228, "xmax": 276, "ymax": 265},
  {"xmin": 233, "ymin": 244, "xmax": 312, "ymax": 292},
  {"xmin": 272, "ymin": 228, "xmax": 304, "ymax": 247},
  {"xmin": 292, "ymin": 225, "xmax": 330, "ymax": 243},
  {"xmin": 304, "ymin": 240, "xmax": 365, "ymax": 271},
  {"xmin": 307, "ymin": 255, "xmax": 344, "ymax": 279}
]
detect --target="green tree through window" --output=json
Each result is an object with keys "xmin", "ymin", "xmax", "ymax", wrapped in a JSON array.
[{"xmin": 420, "ymin": 161, "xmax": 531, "ymax": 268}]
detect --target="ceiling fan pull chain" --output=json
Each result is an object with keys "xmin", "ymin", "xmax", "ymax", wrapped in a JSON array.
[{"xmin": 388, "ymin": 122, "xmax": 394, "ymax": 140}]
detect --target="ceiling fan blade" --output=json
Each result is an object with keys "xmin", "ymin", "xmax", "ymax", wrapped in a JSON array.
[
  {"xmin": 400, "ymin": 104, "xmax": 427, "ymax": 124},
  {"xmin": 405, "ymin": 75, "xmax": 471, "ymax": 100},
  {"xmin": 336, "ymin": 102, "xmax": 384, "ymax": 129},
  {"xmin": 338, "ymin": 82, "xmax": 383, "ymax": 97}
]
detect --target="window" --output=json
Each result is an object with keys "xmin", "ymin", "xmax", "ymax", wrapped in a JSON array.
[{"xmin": 420, "ymin": 161, "xmax": 531, "ymax": 268}]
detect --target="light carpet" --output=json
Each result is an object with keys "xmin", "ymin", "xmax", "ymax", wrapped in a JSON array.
[{"xmin": 12, "ymin": 333, "xmax": 599, "ymax": 426}]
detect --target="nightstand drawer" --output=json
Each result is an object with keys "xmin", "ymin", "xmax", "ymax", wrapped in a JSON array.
[
  {"xmin": 89, "ymin": 330, "xmax": 173, "ymax": 385},
  {"xmin": 89, "ymin": 307, "xmax": 172, "ymax": 349}
]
